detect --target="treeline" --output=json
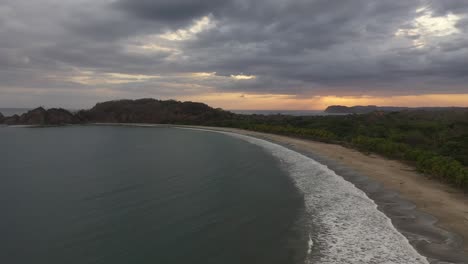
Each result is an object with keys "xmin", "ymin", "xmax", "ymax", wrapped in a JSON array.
[
  {"xmin": 205, "ymin": 109, "xmax": 468, "ymax": 191},
  {"xmin": 234, "ymin": 123, "xmax": 337, "ymax": 142},
  {"xmin": 351, "ymin": 136, "xmax": 468, "ymax": 189}
]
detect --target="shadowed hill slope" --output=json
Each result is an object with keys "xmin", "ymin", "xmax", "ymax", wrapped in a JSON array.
[{"xmin": 76, "ymin": 98, "xmax": 234, "ymax": 124}]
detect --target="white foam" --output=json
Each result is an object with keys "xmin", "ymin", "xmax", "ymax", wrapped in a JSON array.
[
  {"xmin": 307, "ymin": 234, "xmax": 314, "ymax": 255},
  {"xmin": 186, "ymin": 128, "xmax": 429, "ymax": 264}
]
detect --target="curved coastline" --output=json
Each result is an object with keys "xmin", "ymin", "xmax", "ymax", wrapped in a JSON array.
[
  {"xmin": 180, "ymin": 125, "xmax": 467, "ymax": 264},
  {"xmin": 88, "ymin": 123, "xmax": 467, "ymax": 263},
  {"xmin": 5, "ymin": 123, "xmax": 467, "ymax": 263},
  {"xmin": 198, "ymin": 128, "xmax": 429, "ymax": 263}
]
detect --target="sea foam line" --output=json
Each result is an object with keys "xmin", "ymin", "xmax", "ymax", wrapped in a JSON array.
[{"xmin": 181, "ymin": 127, "xmax": 429, "ymax": 264}]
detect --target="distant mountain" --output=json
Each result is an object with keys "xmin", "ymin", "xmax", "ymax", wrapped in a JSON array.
[
  {"xmin": 324, "ymin": 105, "xmax": 466, "ymax": 114},
  {"xmin": 0, "ymin": 99, "xmax": 234, "ymax": 125}
]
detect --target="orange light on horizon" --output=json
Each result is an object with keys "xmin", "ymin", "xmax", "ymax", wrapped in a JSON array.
[{"xmin": 180, "ymin": 93, "xmax": 468, "ymax": 110}]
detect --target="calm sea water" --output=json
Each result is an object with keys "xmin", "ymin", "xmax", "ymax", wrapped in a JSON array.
[
  {"xmin": 0, "ymin": 126, "xmax": 305, "ymax": 264},
  {"xmin": 0, "ymin": 125, "xmax": 428, "ymax": 263}
]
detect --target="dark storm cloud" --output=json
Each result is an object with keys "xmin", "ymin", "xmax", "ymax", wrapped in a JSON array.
[
  {"xmin": 0, "ymin": 0, "xmax": 467, "ymax": 107},
  {"xmin": 113, "ymin": 0, "xmax": 228, "ymax": 25},
  {"xmin": 426, "ymin": 0, "xmax": 468, "ymax": 15}
]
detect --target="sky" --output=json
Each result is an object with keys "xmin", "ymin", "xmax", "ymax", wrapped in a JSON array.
[{"xmin": 0, "ymin": 0, "xmax": 467, "ymax": 110}]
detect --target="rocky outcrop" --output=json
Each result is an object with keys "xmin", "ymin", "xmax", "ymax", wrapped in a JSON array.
[
  {"xmin": 4, "ymin": 107, "xmax": 80, "ymax": 125},
  {"xmin": 18, "ymin": 107, "xmax": 47, "ymax": 124},
  {"xmin": 0, "ymin": 112, "xmax": 4, "ymax": 124},
  {"xmin": 4, "ymin": 114, "xmax": 20, "ymax": 125},
  {"xmin": 46, "ymin": 108, "xmax": 80, "ymax": 124}
]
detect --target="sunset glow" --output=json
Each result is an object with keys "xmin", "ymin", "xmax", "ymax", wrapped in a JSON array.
[
  {"xmin": 182, "ymin": 93, "xmax": 468, "ymax": 110},
  {"xmin": 1, "ymin": 0, "xmax": 467, "ymax": 109}
]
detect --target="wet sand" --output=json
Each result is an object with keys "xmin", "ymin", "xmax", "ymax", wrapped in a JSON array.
[{"xmin": 188, "ymin": 126, "xmax": 468, "ymax": 263}]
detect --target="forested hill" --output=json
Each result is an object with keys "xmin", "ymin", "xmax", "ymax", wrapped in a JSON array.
[
  {"xmin": 0, "ymin": 99, "xmax": 234, "ymax": 125},
  {"xmin": 76, "ymin": 98, "xmax": 234, "ymax": 124}
]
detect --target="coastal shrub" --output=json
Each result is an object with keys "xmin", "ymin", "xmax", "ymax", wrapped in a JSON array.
[
  {"xmin": 414, "ymin": 154, "xmax": 468, "ymax": 189},
  {"xmin": 349, "ymin": 135, "xmax": 468, "ymax": 190},
  {"xmin": 243, "ymin": 124, "xmax": 337, "ymax": 142},
  {"xmin": 220, "ymin": 109, "xmax": 468, "ymax": 191}
]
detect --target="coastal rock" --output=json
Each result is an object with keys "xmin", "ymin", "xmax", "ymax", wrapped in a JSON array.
[
  {"xmin": 4, "ymin": 107, "xmax": 80, "ymax": 125},
  {"xmin": 4, "ymin": 114, "xmax": 20, "ymax": 125},
  {"xmin": 0, "ymin": 112, "xmax": 4, "ymax": 124},
  {"xmin": 46, "ymin": 108, "xmax": 80, "ymax": 125},
  {"xmin": 18, "ymin": 107, "xmax": 47, "ymax": 124}
]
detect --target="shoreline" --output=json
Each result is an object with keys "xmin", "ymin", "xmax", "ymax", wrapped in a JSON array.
[{"xmin": 179, "ymin": 125, "xmax": 468, "ymax": 263}]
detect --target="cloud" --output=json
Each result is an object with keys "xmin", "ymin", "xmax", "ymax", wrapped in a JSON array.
[{"xmin": 0, "ymin": 0, "xmax": 467, "ymax": 108}]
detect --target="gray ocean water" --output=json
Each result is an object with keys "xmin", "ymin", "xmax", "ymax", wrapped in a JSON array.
[
  {"xmin": 0, "ymin": 126, "xmax": 306, "ymax": 264},
  {"xmin": 0, "ymin": 125, "xmax": 429, "ymax": 264}
]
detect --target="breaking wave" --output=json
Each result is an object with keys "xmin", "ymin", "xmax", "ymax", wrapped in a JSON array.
[{"xmin": 202, "ymin": 129, "xmax": 428, "ymax": 264}]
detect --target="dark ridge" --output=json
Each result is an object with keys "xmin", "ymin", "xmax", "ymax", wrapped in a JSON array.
[
  {"xmin": 2, "ymin": 99, "xmax": 234, "ymax": 126},
  {"xmin": 4, "ymin": 114, "xmax": 20, "ymax": 125},
  {"xmin": 0, "ymin": 112, "xmax": 4, "ymax": 124},
  {"xmin": 3, "ymin": 107, "xmax": 81, "ymax": 126},
  {"xmin": 76, "ymin": 98, "xmax": 234, "ymax": 124}
]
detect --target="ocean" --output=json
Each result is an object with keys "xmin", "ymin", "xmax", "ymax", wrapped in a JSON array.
[{"xmin": 0, "ymin": 125, "xmax": 428, "ymax": 263}]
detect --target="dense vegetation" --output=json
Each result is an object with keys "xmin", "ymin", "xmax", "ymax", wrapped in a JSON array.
[
  {"xmin": 1, "ymin": 99, "xmax": 467, "ymax": 191},
  {"xmin": 76, "ymin": 98, "xmax": 234, "ymax": 124},
  {"xmin": 205, "ymin": 109, "xmax": 468, "ymax": 191}
]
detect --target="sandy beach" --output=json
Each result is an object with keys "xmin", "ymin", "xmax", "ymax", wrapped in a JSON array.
[{"xmin": 187, "ymin": 126, "xmax": 468, "ymax": 262}]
